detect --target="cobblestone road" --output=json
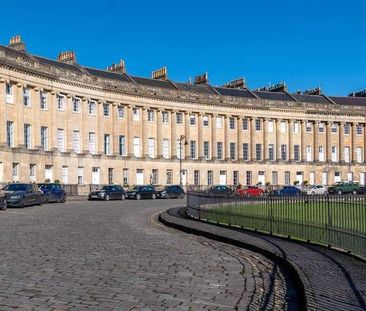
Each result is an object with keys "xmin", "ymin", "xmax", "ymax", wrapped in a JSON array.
[{"xmin": 0, "ymin": 199, "xmax": 298, "ymax": 310}]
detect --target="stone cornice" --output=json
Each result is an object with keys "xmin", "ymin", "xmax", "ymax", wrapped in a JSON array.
[{"xmin": 0, "ymin": 52, "xmax": 365, "ymax": 118}]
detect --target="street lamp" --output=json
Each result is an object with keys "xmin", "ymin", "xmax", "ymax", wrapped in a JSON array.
[{"xmin": 179, "ymin": 135, "xmax": 188, "ymax": 187}]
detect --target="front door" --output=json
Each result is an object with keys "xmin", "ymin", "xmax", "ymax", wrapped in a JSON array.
[
  {"xmin": 136, "ymin": 169, "xmax": 144, "ymax": 185},
  {"xmin": 92, "ymin": 167, "xmax": 100, "ymax": 185},
  {"xmin": 219, "ymin": 171, "xmax": 226, "ymax": 185}
]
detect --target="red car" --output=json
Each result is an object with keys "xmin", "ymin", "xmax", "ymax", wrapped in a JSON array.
[{"xmin": 236, "ymin": 186, "xmax": 264, "ymax": 197}]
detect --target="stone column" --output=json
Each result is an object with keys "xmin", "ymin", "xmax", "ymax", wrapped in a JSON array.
[
  {"xmin": 313, "ymin": 121, "xmax": 318, "ymax": 161},
  {"xmin": 127, "ymin": 105, "xmax": 134, "ymax": 157},
  {"xmin": 288, "ymin": 120, "xmax": 294, "ymax": 161},
  {"xmin": 364, "ymin": 123, "xmax": 366, "ymax": 164},
  {"xmin": 0, "ymin": 79, "xmax": 6, "ymax": 146},
  {"xmin": 301, "ymin": 120, "xmax": 306, "ymax": 162},
  {"xmin": 211, "ymin": 114, "xmax": 217, "ymax": 159},
  {"xmin": 250, "ymin": 117, "xmax": 255, "ymax": 161},
  {"xmin": 66, "ymin": 94, "xmax": 73, "ymax": 152},
  {"xmin": 112, "ymin": 103, "xmax": 119, "ymax": 155},
  {"xmin": 339, "ymin": 122, "xmax": 344, "ymax": 162},
  {"xmin": 33, "ymin": 87, "xmax": 41, "ymax": 149},
  {"xmin": 142, "ymin": 107, "xmax": 148, "ymax": 157},
  {"xmin": 275, "ymin": 119, "xmax": 280, "ymax": 161},
  {"xmin": 224, "ymin": 115, "xmax": 229, "ymax": 160},
  {"xmin": 326, "ymin": 121, "xmax": 331, "ymax": 162},
  {"xmin": 351, "ymin": 123, "xmax": 356, "ymax": 163},
  {"xmin": 171, "ymin": 110, "xmax": 177, "ymax": 158},
  {"xmin": 184, "ymin": 112, "xmax": 190, "ymax": 157},
  {"xmin": 50, "ymin": 91, "xmax": 57, "ymax": 150},
  {"xmin": 156, "ymin": 109, "xmax": 163, "ymax": 158},
  {"xmin": 16, "ymin": 83, "xmax": 24, "ymax": 148},
  {"xmin": 238, "ymin": 116, "xmax": 243, "ymax": 160},
  {"xmin": 81, "ymin": 97, "xmax": 89, "ymax": 153},
  {"xmin": 97, "ymin": 101, "xmax": 104, "ymax": 154},
  {"xmin": 198, "ymin": 113, "xmax": 203, "ymax": 159}
]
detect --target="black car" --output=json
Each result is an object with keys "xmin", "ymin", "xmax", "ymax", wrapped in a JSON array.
[
  {"xmin": 88, "ymin": 185, "xmax": 126, "ymax": 201},
  {"xmin": 0, "ymin": 191, "xmax": 6, "ymax": 210},
  {"xmin": 126, "ymin": 185, "xmax": 157, "ymax": 200},
  {"xmin": 2, "ymin": 183, "xmax": 43, "ymax": 207},
  {"xmin": 38, "ymin": 183, "xmax": 66, "ymax": 203},
  {"xmin": 208, "ymin": 185, "xmax": 234, "ymax": 197},
  {"xmin": 157, "ymin": 185, "xmax": 185, "ymax": 199},
  {"xmin": 358, "ymin": 186, "xmax": 366, "ymax": 195}
]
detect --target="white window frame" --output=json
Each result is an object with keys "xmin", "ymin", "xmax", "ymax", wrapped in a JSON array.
[
  {"xmin": 133, "ymin": 108, "xmax": 140, "ymax": 121},
  {"xmin": 148, "ymin": 138, "xmax": 155, "ymax": 158},
  {"xmin": 72, "ymin": 97, "xmax": 81, "ymax": 113},
  {"xmin": 57, "ymin": 128, "xmax": 65, "ymax": 152},
  {"xmin": 88, "ymin": 100, "xmax": 97, "ymax": 115},
  {"xmin": 73, "ymin": 130, "xmax": 81, "ymax": 153},
  {"xmin": 57, "ymin": 94, "xmax": 65, "ymax": 111},
  {"xmin": 163, "ymin": 139, "xmax": 169, "ymax": 159}
]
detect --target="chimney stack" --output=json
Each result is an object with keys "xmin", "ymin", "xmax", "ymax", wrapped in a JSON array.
[
  {"xmin": 348, "ymin": 89, "xmax": 366, "ymax": 97},
  {"xmin": 304, "ymin": 87, "xmax": 322, "ymax": 95},
  {"xmin": 107, "ymin": 59, "xmax": 126, "ymax": 73},
  {"xmin": 194, "ymin": 73, "xmax": 208, "ymax": 85},
  {"xmin": 152, "ymin": 66, "xmax": 168, "ymax": 80},
  {"xmin": 222, "ymin": 77, "xmax": 246, "ymax": 89},
  {"xmin": 57, "ymin": 51, "xmax": 77, "ymax": 64},
  {"xmin": 8, "ymin": 35, "xmax": 26, "ymax": 52}
]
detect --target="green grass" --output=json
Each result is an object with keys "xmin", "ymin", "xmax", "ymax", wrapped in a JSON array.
[{"xmin": 201, "ymin": 199, "xmax": 366, "ymax": 235}]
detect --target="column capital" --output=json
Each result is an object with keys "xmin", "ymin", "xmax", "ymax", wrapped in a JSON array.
[
  {"xmin": 16, "ymin": 82, "xmax": 23, "ymax": 88},
  {"xmin": 0, "ymin": 77, "xmax": 6, "ymax": 83},
  {"xmin": 50, "ymin": 90, "xmax": 56, "ymax": 95},
  {"xmin": 33, "ymin": 87, "xmax": 40, "ymax": 92}
]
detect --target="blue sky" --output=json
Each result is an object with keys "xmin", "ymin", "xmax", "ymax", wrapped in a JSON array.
[{"xmin": 1, "ymin": 0, "xmax": 366, "ymax": 96}]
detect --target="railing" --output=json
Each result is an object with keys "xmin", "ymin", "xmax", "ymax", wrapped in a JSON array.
[{"xmin": 186, "ymin": 192, "xmax": 366, "ymax": 259}]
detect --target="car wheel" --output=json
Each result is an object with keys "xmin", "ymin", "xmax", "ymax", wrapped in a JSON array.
[
  {"xmin": 105, "ymin": 194, "xmax": 110, "ymax": 201},
  {"xmin": 311, "ymin": 191, "xmax": 315, "ymax": 195},
  {"xmin": 152, "ymin": 193, "xmax": 156, "ymax": 200},
  {"xmin": 44, "ymin": 195, "xmax": 50, "ymax": 204},
  {"xmin": 61, "ymin": 194, "xmax": 66, "ymax": 203},
  {"xmin": 38, "ymin": 197, "xmax": 43, "ymax": 206},
  {"xmin": 136, "ymin": 194, "xmax": 141, "ymax": 200},
  {"xmin": 324, "ymin": 191, "xmax": 328, "ymax": 196},
  {"xmin": 338, "ymin": 190, "xmax": 342, "ymax": 195},
  {"xmin": 179, "ymin": 193, "xmax": 185, "ymax": 199},
  {"xmin": 1, "ymin": 199, "xmax": 6, "ymax": 211},
  {"xmin": 352, "ymin": 190, "xmax": 357, "ymax": 195},
  {"xmin": 19, "ymin": 198, "xmax": 25, "ymax": 208},
  {"xmin": 121, "ymin": 194, "xmax": 125, "ymax": 201}
]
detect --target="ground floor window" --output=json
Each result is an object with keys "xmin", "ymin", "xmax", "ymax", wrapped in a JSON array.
[
  {"xmin": 272, "ymin": 171, "xmax": 278, "ymax": 185},
  {"xmin": 246, "ymin": 171, "xmax": 252, "ymax": 186},
  {"xmin": 77, "ymin": 167, "xmax": 84, "ymax": 185},
  {"xmin": 233, "ymin": 171, "xmax": 239, "ymax": 186},
  {"xmin": 207, "ymin": 170, "xmax": 213, "ymax": 186},
  {"xmin": 194, "ymin": 170, "xmax": 200, "ymax": 186},
  {"xmin": 151, "ymin": 169, "xmax": 158, "ymax": 185},
  {"xmin": 123, "ymin": 168, "xmax": 129, "ymax": 186},
  {"xmin": 108, "ymin": 168, "xmax": 113, "ymax": 184},
  {"xmin": 284, "ymin": 171, "xmax": 290, "ymax": 185},
  {"xmin": 166, "ymin": 169, "xmax": 173, "ymax": 184}
]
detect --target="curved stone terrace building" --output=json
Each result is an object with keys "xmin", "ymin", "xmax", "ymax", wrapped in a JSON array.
[{"xmin": 0, "ymin": 35, "xmax": 365, "ymax": 187}]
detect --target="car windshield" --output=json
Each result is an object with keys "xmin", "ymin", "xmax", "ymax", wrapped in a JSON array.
[
  {"xmin": 38, "ymin": 184, "xmax": 51, "ymax": 189},
  {"xmin": 130, "ymin": 186, "xmax": 143, "ymax": 191},
  {"xmin": 101, "ymin": 186, "xmax": 113, "ymax": 191},
  {"xmin": 3, "ymin": 184, "xmax": 27, "ymax": 191}
]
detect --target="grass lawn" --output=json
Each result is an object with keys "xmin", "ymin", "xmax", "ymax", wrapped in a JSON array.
[{"xmin": 202, "ymin": 199, "xmax": 366, "ymax": 235}]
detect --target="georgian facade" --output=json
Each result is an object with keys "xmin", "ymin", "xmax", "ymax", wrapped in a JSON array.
[{"xmin": 0, "ymin": 37, "xmax": 366, "ymax": 186}]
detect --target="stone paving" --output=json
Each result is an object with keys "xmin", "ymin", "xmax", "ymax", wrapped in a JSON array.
[
  {"xmin": 0, "ymin": 199, "xmax": 297, "ymax": 310},
  {"xmin": 160, "ymin": 207, "xmax": 366, "ymax": 311}
]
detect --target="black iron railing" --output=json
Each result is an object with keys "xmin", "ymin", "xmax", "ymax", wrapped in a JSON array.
[{"xmin": 186, "ymin": 192, "xmax": 366, "ymax": 259}]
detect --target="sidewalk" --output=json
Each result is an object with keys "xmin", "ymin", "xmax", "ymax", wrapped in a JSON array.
[{"xmin": 159, "ymin": 207, "xmax": 366, "ymax": 311}]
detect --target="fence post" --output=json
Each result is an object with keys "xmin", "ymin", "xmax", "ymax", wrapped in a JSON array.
[{"xmin": 327, "ymin": 195, "xmax": 332, "ymax": 247}]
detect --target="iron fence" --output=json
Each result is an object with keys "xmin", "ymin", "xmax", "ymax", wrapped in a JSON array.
[{"xmin": 186, "ymin": 192, "xmax": 366, "ymax": 259}]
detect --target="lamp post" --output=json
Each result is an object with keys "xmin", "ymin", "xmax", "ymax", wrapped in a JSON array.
[{"xmin": 179, "ymin": 135, "xmax": 188, "ymax": 187}]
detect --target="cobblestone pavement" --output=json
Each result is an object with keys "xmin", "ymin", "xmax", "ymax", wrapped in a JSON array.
[{"xmin": 0, "ymin": 199, "xmax": 298, "ymax": 310}]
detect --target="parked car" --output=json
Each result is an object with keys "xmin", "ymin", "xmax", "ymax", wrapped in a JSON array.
[
  {"xmin": 273, "ymin": 186, "xmax": 302, "ymax": 197},
  {"xmin": 305, "ymin": 185, "xmax": 328, "ymax": 196},
  {"xmin": 88, "ymin": 185, "xmax": 126, "ymax": 201},
  {"xmin": 327, "ymin": 181, "xmax": 360, "ymax": 195},
  {"xmin": 38, "ymin": 183, "xmax": 66, "ymax": 203},
  {"xmin": 208, "ymin": 185, "xmax": 234, "ymax": 197},
  {"xmin": 2, "ymin": 183, "xmax": 43, "ymax": 207},
  {"xmin": 236, "ymin": 186, "xmax": 264, "ymax": 197},
  {"xmin": 0, "ymin": 191, "xmax": 6, "ymax": 210},
  {"xmin": 157, "ymin": 185, "xmax": 185, "ymax": 199},
  {"xmin": 358, "ymin": 186, "xmax": 366, "ymax": 194},
  {"xmin": 126, "ymin": 185, "xmax": 157, "ymax": 200}
]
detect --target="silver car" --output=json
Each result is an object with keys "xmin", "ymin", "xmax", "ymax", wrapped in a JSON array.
[{"xmin": 306, "ymin": 185, "xmax": 328, "ymax": 195}]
